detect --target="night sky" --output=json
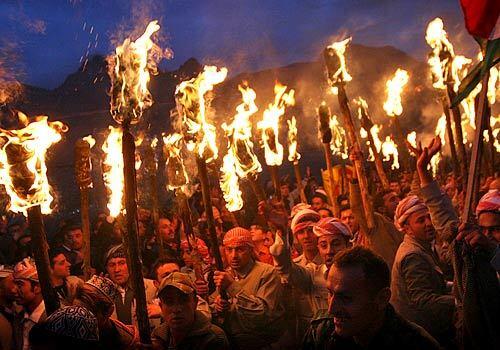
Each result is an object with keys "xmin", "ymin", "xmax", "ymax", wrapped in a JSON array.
[{"xmin": 0, "ymin": 0, "xmax": 476, "ymax": 89}]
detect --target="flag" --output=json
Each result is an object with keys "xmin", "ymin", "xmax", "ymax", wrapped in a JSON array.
[
  {"xmin": 460, "ymin": 0, "xmax": 500, "ymax": 39},
  {"xmin": 452, "ymin": 1, "xmax": 499, "ymax": 107}
]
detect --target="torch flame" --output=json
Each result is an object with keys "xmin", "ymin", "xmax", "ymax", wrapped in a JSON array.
[
  {"xmin": 431, "ymin": 114, "xmax": 447, "ymax": 176},
  {"xmin": 0, "ymin": 114, "xmax": 67, "ymax": 216},
  {"xmin": 383, "ymin": 68, "xmax": 409, "ymax": 117},
  {"xmin": 221, "ymin": 84, "xmax": 262, "ymax": 178},
  {"xmin": 257, "ymin": 83, "xmax": 295, "ymax": 166},
  {"xmin": 220, "ymin": 151, "xmax": 243, "ymax": 212},
  {"xmin": 381, "ymin": 136, "xmax": 399, "ymax": 170},
  {"xmin": 101, "ymin": 126, "xmax": 124, "ymax": 217},
  {"xmin": 176, "ymin": 65, "xmax": 227, "ymax": 162},
  {"xmin": 325, "ymin": 37, "xmax": 353, "ymax": 86},
  {"xmin": 406, "ymin": 131, "xmax": 417, "ymax": 148},
  {"xmin": 83, "ymin": 135, "xmax": 96, "ymax": 148},
  {"xmin": 108, "ymin": 20, "xmax": 162, "ymax": 125},
  {"xmin": 163, "ymin": 133, "xmax": 189, "ymax": 191},
  {"xmin": 425, "ymin": 17, "xmax": 454, "ymax": 90},
  {"xmin": 329, "ymin": 114, "xmax": 349, "ymax": 160},
  {"xmin": 287, "ymin": 116, "xmax": 301, "ymax": 163}
]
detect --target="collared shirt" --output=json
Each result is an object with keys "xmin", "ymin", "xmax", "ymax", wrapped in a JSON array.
[{"xmin": 22, "ymin": 300, "xmax": 45, "ymax": 350}]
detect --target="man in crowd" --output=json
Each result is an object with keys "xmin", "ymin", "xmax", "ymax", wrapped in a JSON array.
[
  {"xmin": 150, "ymin": 256, "xmax": 211, "ymax": 321},
  {"xmin": 0, "ymin": 265, "xmax": 17, "ymax": 350},
  {"xmin": 13, "ymin": 258, "xmax": 46, "ymax": 350},
  {"xmin": 105, "ymin": 244, "xmax": 157, "ymax": 326},
  {"xmin": 347, "ymin": 150, "xmax": 404, "ymax": 268},
  {"xmin": 211, "ymin": 227, "xmax": 285, "ymax": 350},
  {"xmin": 152, "ymin": 272, "xmax": 229, "ymax": 349},
  {"xmin": 271, "ymin": 215, "xmax": 352, "ymax": 343},
  {"xmin": 73, "ymin": 275, "xmax": 139, "ymax": 349},
  {"xmin": 391, "ymin": 137, "xmax": 455, "ymax": 345},
  {"xmin": 311, "ymin": 190, "xmax": 329, "ymax": 212},
  {"xmin": 48, "ymin": 250, "xmax": 83, "ymax": 305},
  {"xmin": 249, "ymin": 224, "xmax": 274, "ymax": 265},
  {"xmin": 54, "ymin": 223, "xmax": 84, "ymax": 276},
  {"xmin": 303, "ymin": 246, "xmax": 440, "ymax": 349},
  {"xmin": 29, "ymin": 305, "xmax": 99, "ymax": 350}
]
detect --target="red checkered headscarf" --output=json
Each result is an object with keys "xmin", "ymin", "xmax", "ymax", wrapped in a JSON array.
[
  {"xmin": 223, "ymin": 227, "xmax": 254, "ymax": 248},
  {"xmin": 13, "ymin": 257, "xmax": 38, "ymax": 282},
  {"xmin": 476, "ymin": 189, "xmax": 500, "ymax": 217}
]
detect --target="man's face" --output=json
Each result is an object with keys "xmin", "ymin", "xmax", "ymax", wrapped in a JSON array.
[
  {"xmin": 389, "ymin": 181, "xmax": 401, "ymax": 195},
  {"xmin": 14, "ymin": 279, "xmax": 39, "ymax": 306},
  {"xmin": 65, "ymin": 228, "xmax": 83, "ymax": 250},
  {"xmin": 327, "ymin": 265, "xmax": 385, "ymax": 338},
  {"xmin": 138, "ymin": 208, "xmax": 151, "ymax": 223},
  {"xmin": 138, "ymin": 221, "xmax": 147, "ymax": 238},
  {"xmin": 250, "ymin": 225, "xmax": 266, "ymax": 244},
  {"xmin": 280, "ymin": 184, "xmax": 290, "ymax": 197},
  {"xmin": 160, "ymin": 287, "xmax": 196, "ymax": 331},
  {"xmin": 478, "ymin": 212, "xmax": 500, "ymax": 244},
  {"xmin": 318, "ymin": 209, "xmax": 332, "ymax": 219},
  {"xmin": 295, "ymin": 226, "xmax": 318, "ymax": 252},
  {"xmin": 224, "ymin": 245, "xmax": 252, "ymax": 272},
  {"xmin": 155, "ymin": 263, "xmax": 180, "ymax": 284},
  {"xmin": 106, "ymin": 257, "xmax": 129, "ymax": 287},
  {"xmin": 317, "ymin": 235, "xmax": 348, "ymax": 268},
  {"xmin": 405, "ymin": 209, "xmax": 435, "ymax": 241},
  {"xmin": 340, "ymin": 209, "xmax": 359, "ymax": 234},
  {"xmin": 8, "ymin": 224, "xmax": 23, "ymax": 240},
  {"xmin": 383, "ymin": 192, "xmax": 400, "ymax": 218},
  {"xmin": 158, "ymin": 218, "xmax": 174, "ymax": 242},
  {"xmin": 0, "ymin": 275, "xmax": 18, "ymax": 303},
  {"xmin": 311, "ymin": 197, "xmax": 325, "ymax": 211},
  {"xmin": 51, "ymin": 253, "xmax": 71, "ymax": 279}
]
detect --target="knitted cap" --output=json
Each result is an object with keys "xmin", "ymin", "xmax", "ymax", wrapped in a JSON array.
[
  {"xmin": 85, "ymin": 275, "xmax": 119, "ymax": 303},
  {"xmin": 223, "ymin": 227, "xmax": 254, "ymax": 248},
  {"xmin": 44, "ymin": 306, "xmax": 99, "ymax": 341},
  {"xmin": 13, "ymin": 257, "xmax": 38, "ymax": 282}
]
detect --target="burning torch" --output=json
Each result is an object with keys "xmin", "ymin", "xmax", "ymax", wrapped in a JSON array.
[
  {"xmin": 324, "ymin": 37, "xmax": 375, "ymax": 229},
  {"xmin": 382, "ymin": 68, "xmax": 412, "ymax": 171},
  {"xmin": 287, "ymin": 116, "xmax": 307, "ymax": 203},
  {"xmin": 257, "ymin": 83, "xmax": 295, "ymax": 202},
  {"xmin": 175, "ymin": 65, "xmax": 227, "ymax": 273},
  {"xmin": 355, "ymin": 97, "xmax": 390, "ymax": 190},
  {"xmin": 107, "ymin": 20, "xmax": 165, "ymax": 344},
  {"xmin": 74, "ymin": 135, "xmax": 95, "ymax": 280},
  {"xmin": 0, "ymin": 112, "xmax": 67, "ymax": 314},
  {"xmin": 222, "ymin": 84, "xmax": 266, "ymax": 203},
  {"xmin": 426, "ymin": 17, "xmax": 468, "ymax": 188},
  {"xmin": 317, "ymin": 102, "xmax": 341, "ymax": 217}
]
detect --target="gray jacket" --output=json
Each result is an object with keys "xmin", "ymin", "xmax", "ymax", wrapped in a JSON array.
[{"xmin": 391, "ymin": 180, "xmax": 457, "ymax": 339}]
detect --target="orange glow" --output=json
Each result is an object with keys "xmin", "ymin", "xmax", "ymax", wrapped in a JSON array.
[{"xmin": 0, "ymin": 113, "xmax": 67, "ymax": 216}]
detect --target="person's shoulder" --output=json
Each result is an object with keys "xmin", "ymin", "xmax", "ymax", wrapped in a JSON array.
[
  {"xmin": 391, "ymin": 312, "xmax": 442, "ymax": 349},
  {"xmin": 66, "ymin": 275, "xmax": 84, "ymax": 286},
  {"xmin": 302, "ymin": 309, "xmax": 334, "ymax": 348},
  {"xmin": 253, "ymin": 260, "xmax": 277, "ymax": 274}
]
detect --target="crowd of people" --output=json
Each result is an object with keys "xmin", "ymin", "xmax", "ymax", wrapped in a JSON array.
[{"xmin": 0, "ymin": 136, "xmax": 498, "ymax": 350}]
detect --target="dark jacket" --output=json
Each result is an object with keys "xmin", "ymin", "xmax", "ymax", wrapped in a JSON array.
[
  {"xmin": 302, "ymin": 305, "xmax": 441, "ymax": 350},
  {"xmin": 151, "ymin": 311, "xmax": 228, "ymax": 350}
]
